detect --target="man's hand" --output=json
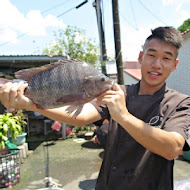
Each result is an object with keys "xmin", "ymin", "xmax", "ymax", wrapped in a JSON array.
[
  {"xmin": 0, "ymin": 81, "xmax": 35, "ymax": 110},
  {"xmin": 96, "ymin": 83, "xmax": 129, "ymax": 123}
]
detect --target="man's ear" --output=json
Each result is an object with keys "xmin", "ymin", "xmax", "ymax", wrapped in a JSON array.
[
  {"xmin": 138, "ymin": 51, "xmax": 143, "ymax": 64},
  {"xmin": 171, "ymin": 59, "xmax": 179, "ymax": 72}
]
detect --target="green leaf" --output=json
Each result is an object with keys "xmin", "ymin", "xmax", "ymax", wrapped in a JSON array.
[
  {"xmin": 2, "ymin": 136, "xmax": 8, "ymax": 141},
  {"xmin": 3, "ymin": 124, "xmax": 8, "ymax": 133}
]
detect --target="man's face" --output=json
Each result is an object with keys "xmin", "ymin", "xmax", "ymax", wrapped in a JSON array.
[{"xmin": 138, "ymin": 38, "xmax": 179, "ymax": 91}]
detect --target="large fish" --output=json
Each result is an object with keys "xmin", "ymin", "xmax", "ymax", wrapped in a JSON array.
[{"xmin": 0, "ymin": 59, "xmax": 113, "ymax": 117}]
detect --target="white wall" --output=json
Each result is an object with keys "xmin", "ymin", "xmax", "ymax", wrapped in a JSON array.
[
  {"xmin": 166, "ymin": 36, "xmax": 190, "ymax": 95},
  {"xmin": 124, "ymin": 73, "xmax": 138, "ymax": 85}
]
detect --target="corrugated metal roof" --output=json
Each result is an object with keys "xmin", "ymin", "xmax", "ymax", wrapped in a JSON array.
[
  {"xmin": 123, "ymin": 61, "xmax": 141, "ymax": 80},
  {"xmin": 0, "ymin": 55, "xmax": 67, "ymax": 69},
  {"xmin": 0, "ymin": 55, "xmax": 67, "ymax": 61},
  {"xmin": 182, "ymin": 29, "xmax": 190, "ymax": 40},
  {"xmin": 124, "ymin": 69, "xmax": 141, "ymax": 80},
  {"xmin": 182, "ymin": 29, "xmax": 190, "ymax": 36},
  {"xmin": 0, "ymin": 55, "xmax": 68, "ymax": 78}
]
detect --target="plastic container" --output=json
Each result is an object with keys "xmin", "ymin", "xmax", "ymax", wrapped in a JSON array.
[
  {"xmin": 11, "ymin": 132, "xmax": 27, "ymax": 146},
  {"xmin": 0, "ymin": 149, "xmax": 20, "ymax": 188},
  {"xmin": 183, "ymin": 151, "xmax": 190, "ymax": 161},
  {"xmin": 5, "ymin": 140, "xmax": 18, "ymax": 154}
]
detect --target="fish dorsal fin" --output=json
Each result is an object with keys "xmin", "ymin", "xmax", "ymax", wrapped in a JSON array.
[{"xmin": 14, "ymin": 61, "xmax": 61, "ymax": 81}]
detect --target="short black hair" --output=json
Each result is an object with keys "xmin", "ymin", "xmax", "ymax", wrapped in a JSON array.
[{"xmin": 145, "ymin": 26, "xmax": 183, "ymax": 50}]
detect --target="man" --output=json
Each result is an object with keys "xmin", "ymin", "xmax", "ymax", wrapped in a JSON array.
[{"xmin": 0, "ymin": 26, "xmax": 190, "ymax": 190}]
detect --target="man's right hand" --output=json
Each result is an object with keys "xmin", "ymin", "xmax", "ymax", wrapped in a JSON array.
[{"xmin": 0, "ymin": 81, "xmax": 35, "ymax": 110}]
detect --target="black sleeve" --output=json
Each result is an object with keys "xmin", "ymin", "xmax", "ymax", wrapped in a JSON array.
[
  {"xmin": 163, "ymin": 97, "xmax": 190, "ymax": 151},
  {"xmin": 93, "ymin": 105, "xmax": 110, "ymax": 127}
]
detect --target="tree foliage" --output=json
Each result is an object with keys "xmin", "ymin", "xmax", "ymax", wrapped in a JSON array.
[
  {"xmin": 42, "ymin": 25, "xmax": 99, "ymax": 67},
  {"xmin": 178, "ymin": 18, "xmax": 190, "ymax": 32}
]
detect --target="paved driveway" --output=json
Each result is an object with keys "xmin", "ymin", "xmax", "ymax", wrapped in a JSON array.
[{"xmin": 3, "ymin": 138, "xmax": 190, "ymax": 190}]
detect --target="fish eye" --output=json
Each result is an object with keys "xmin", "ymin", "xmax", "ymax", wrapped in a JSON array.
[{"xmin": 101, "ymin": 77, "xmax": 105, "ymax": 82}]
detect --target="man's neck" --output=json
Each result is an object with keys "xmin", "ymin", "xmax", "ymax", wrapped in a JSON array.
[{"xmin": 138, "ymin": 81, "xmax": 165, "ymax": 95}]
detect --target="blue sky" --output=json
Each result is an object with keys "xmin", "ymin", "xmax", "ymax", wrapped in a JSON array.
[{"xmin": 0, "ymin": 0, "xmax": 190, "ymax": 61}]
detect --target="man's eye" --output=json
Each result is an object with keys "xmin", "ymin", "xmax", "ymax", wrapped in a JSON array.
[
  {"xmin": 148, "ymin": 54, "xmax": 155, "ymax": 57},
  {"xmin": 163, "ymin": 57, "xmax": 171, "ymax": 60}
]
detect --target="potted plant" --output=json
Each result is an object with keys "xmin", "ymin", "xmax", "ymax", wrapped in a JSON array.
[{"xmin": 0, "ymin": 110, "xmax": 27, "ymax": 151}]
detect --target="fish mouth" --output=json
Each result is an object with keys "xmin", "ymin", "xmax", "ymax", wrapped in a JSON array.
[{"xmin": 110, "ymin": 80, "xmax": 115, "ymax": 90}]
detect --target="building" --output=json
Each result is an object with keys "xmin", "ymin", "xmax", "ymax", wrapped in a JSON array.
[
  {"xmin": 123, "ymin": 61, "xmax": 141, "ymax": 85},
  {"xmin": 0, "ymin": 55, "xmax": 67, "ymax": 79},
  {"xmin": 106, "ymin": 61, "xmax": 141, "ymax": 85},
  {"xmin": 166, "ymin": 29, "xmax": 190, "ymax": 95}
]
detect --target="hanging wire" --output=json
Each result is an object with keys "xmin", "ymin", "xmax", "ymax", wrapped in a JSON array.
[
  {"xmin": 41, "ymin": 0, "xmax": 69, "ymax": 15},
  {"xmin": 118, "ymin": 0, "xmax": 138, "ymax": 31},
  {"xmin": 119, "ymin": 14, "xmax": 138, "ymax": 31},
  {"xmin": 0, "ymin": 33, "xmax": 27, "ymax": 47},
  {"xmin": 0, "ymin": 0, "xmax": 88, "ymax": 48},
  {"xmin": 129, "ymin": 0, "xmax": 138, "ymax": 30},
  {"xmin": 0, "ymin": 0, "xmax": 69, "ymax": 32},
  {"xmin": 57, "ymin": 7, "xmax": 76, "ymax": 18},
  {"xmin": 137, "ymin": 0, "xmax": 168, "ymax": 25}
]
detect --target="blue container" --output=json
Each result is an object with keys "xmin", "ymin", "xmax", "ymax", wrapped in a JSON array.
[
  {"xmin": 183, "ymin": 151, "xmax": 190, "ymax": 161},
  {"xmin": 11, "ymin": 133, "xmax": 27, "ymax": 146}
]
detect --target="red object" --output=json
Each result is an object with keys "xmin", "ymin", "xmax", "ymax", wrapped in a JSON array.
[
  {"xmin": 93, "ymin": 136, "xmax": 99, "ymax": 144},
  {"xmin": 51, "ymin": 121, "xmax": 62, "ymax": 131},
  {"xmin": 66, "ymin": 128, "xmax": 72, "ymax": 136}
]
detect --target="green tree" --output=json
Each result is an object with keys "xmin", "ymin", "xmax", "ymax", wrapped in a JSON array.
[
  {"xmin": 178, "ymin": 18, "xmax": 190, "ymax": 32},
  {"xmin": 43, "ymin": 25, "xmax": 99, "ymax": 67}
]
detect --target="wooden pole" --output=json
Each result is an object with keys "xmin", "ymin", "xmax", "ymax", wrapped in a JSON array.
[
  {"xmin": 112, "ymin": 0, "xmax": 124, "ymax": 84},
  {"xmin": 93, "ymin": 0, "xmax": 107, "ymax": 74}
]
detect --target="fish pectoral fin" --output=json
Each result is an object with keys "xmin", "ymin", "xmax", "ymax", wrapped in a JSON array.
[
  {"xmin": 0, "ymin": 78, "xmax": 11, "ymax": 87},
  {"xmin": 14, "ymin": 62, "xmax": 60, "ymax": 81},
  {"xmin": 66, "ymin": 105, "xmax": 83, "ymax": 119},
  {"xmin": 90, "ymin": 99, "xmax": 104, "ymax": 112},
  {"xmin": 56, "ymin": 92, "xmax": 87, "ymax": 103}
]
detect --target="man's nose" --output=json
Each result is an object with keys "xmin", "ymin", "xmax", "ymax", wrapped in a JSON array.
[{"xmin": 152, "ymin": 58, "xmax": 161, "ymax": 68}]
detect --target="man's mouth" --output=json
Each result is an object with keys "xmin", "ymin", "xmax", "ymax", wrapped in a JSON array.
[
  {"xmin": 149, "ymin": 72, "xmax": 161, "ymax": 76},
  {"xmin": 148, "ymin": 71, "xmax": 161, "ymax": 78}
]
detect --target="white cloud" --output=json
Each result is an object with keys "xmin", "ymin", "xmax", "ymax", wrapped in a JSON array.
[
  {"xmin": 106, "ymin": 26, "xmax": 149, "ymax": 61},
  {"xmin": 0, "ymin": 29, "xmax": 18, "ymax": 44},
  {"xmin": 176, "ymin": 10, "xmax": 190, "ymax": 26},
  {"xmin": 161, "ymin": 0, "xmax": 190, "ymax": 27},
  {"xmin": 106, "ymin": 24, "xmax": 162, "ymax": 61},
  {"xmin": 23, "ymin": 11, "xmax": 66, "ymax": 36},
  {"xmin": 120, "ymin": 25, "xmax": 157, "ymax": 61},
  {"xmin": 0, "ymin": 0, "xmax": 66, "ymax": 44},
  {"xmin": 0, "ymin": 0, "xmax": 25, "ymax": 29},
  {"xmin": 174, "ymin": 1, "xmax": 190, "ymax": 26},
  {"xmin": 162, "ymin": 0, "xmax": 178, "ymax": 6}
]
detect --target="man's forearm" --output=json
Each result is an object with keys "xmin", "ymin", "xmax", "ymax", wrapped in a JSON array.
[
  {"xmin": 29, "ymin": 103, "xmax": 101, "ymax": 127},
  {"xmin": 119, "ymin": 114, "xmax": 185, "ymax": 160}
]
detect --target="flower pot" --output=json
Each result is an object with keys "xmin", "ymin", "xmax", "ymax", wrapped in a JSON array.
[{"xmin": 11, "ymin": 133, "xmax": 27, "ymax": 146}]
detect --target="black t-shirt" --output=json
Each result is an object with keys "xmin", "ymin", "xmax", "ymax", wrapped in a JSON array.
[{"xmin": 95, "ymin": 82, "xmax": 190, "ymax": 190}]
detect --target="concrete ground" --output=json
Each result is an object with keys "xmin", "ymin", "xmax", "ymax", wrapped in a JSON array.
[{"xmin": 3, "ymin": 137, "xmax": 190, "ymax": 190}]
